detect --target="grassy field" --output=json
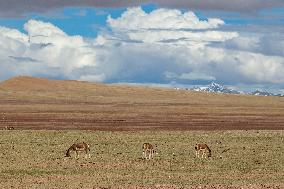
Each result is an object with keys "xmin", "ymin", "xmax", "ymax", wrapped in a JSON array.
[
  {"xmin": 0, "ymin": 130, "xmax": 283, "ymax": 188},
  {"xmin": 0, "ymin": 77, "xmax": 284, "ymax": 188}
]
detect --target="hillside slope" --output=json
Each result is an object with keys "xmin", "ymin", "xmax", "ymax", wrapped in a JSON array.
[{"xmin": 0, "ymin": 76, "xmax": 283, "ymax": 130}]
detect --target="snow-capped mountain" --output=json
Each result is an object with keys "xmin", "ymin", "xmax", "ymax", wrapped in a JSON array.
[
  {"xmin": 192, "ymin": 82, "xmax": 241, "ymax": 94},
  {"xmin": 190, "ymin": 82, "xmax": 283, "ymax": 96},
  {"xmin": 250, "ymin": 90, "xmax": 283, "ymax": 97}
]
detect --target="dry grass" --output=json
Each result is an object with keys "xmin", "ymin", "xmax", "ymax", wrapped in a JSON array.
[
  {"xmin": 0, "ymin": 77, "xmax": 283, "ymax": 188},
  {"xmin": 0, "ymin": 76, "xmax": 283, "ymax": 107},
  {"xmin": 0, "ymin": 76, "xmax": 284, "ymax": 130},
  {"xmin": 0, "ymin": 130, "xmax": 283, "ymax": 188}
]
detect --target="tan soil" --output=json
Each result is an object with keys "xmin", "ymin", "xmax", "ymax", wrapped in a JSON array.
[{"xmin": 0, "ymin": 76, "xmax": 284, "ymax": 131}]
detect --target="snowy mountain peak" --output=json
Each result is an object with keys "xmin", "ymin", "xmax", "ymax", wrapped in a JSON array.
[
  {"xmin": 190, "ymin": 83, "xmax": 283, "ymax": 96},
  {"xmin": 250, "ymin": 90, "xmax": 282, "ymax": 97},
  {"xmin": 193, "ymin": 82, "xmax": 240, "ymax": 94},
  {"xmin": 208, "ymin": 82, "xmax": 225, "ymax": 91}
]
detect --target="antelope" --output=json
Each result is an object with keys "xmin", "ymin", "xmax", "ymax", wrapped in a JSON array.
[
  {"xmin": 142, "ymin": 143, "xmax": 156, "ymax": 159},
  {"xmin": 195, "ymin": 143, "xmax": 212, "ymax": 158},
  {"xmin": 65, "ymin": 142, "xmax": 91, "ymax": 158},
  {"xmin": 4, "ymin": 126, "xmax": 14, "ymax": 130}
]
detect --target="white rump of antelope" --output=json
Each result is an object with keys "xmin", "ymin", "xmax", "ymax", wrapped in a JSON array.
[
  {"xmin": 195, "ymin": 143, "xmax": 212, "ymax": 158},
  {"xmin": 65, "ymin": 142, "xmax": 91, "ymax": 158},
  {"xmin": 142, "ymin": 143, "xmax": 156, "ymax": 160},
  {"xmin": 4, "ymin": 126, "xmax": 14, "ymax": 130}
]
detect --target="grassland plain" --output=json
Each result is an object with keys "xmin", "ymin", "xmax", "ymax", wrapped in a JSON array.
[
  {"xmin": 0, "ymin": 130, "xmax": 283, "ymax": 188},
  {"xmin": 0, "ymin": 76, "xmax": 284, "ymax": 131}
]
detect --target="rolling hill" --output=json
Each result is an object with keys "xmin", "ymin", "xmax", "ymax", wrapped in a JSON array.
[{"xmin": 0, "ymin": 76, "xmax": 283, "ymax": 130}]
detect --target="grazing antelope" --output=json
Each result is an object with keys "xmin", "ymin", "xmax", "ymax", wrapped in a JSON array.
[
  {"xmin": 4, "ymin": 126, "xmax": 14, "ymax": 130},
  {"xmin": 195, "ymin": 143, "xmax": 212, "ymax": 158},
  {"xmin": 65, "ymin": 142, "xmax": 91, "ymax": 158},
  {"xmin": 142, "ymin": 143, "xmax": 156, "ymax": 160}
]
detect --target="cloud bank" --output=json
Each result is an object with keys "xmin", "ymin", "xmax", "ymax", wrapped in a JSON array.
[
  {"xmin": 0, "ymin": 7, "xmax": 284, "ymax": 91},
  {"xmin": 1, "ymin": 0, "xmax": 284, "ymax": 17}
]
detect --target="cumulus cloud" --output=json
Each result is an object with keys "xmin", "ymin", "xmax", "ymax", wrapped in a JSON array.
[
  {"xmin": 108, "ymin": 7, "xmax": 224, "ymax": 30},
  {"xmin": 107, "ymin": 7, "xmax": 238, "ymax": 46},
  {"xmin": 103, "ymin": 7, "xmax": 284, "ymax": 85},
  {"xmin": 0, "ymin": 7, "xmax": 284, "ymax": 92},
  {"xmin": 0, "ymin": 20, "xmax": 101, "ymax": 81},
  {"xmin": 210, "ymin": 27, "xmax": 284, "ymax": 60},
  {"xmin": 24, "ymin": 20, "xmax": 66, "ymax": 37},
  {"xmin": 125, "ymin": 30, "xmax": 238, "ymax": 44}
]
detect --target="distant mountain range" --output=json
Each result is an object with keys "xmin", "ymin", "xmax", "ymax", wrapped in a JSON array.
[
  {"xmin": 186, "ymin": 82, "xmax": 283, "ymax": 97},
  {"xmin": 250, "ymin": 90, "xmax": 282, "ymax": 97}
]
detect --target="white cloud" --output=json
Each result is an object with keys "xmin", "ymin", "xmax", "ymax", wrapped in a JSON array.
[
  {"xmin": 107, "ymin": 7, "xmax": 236, "ymax": 46},
  {"xmin": 0, "ymin": 27, "xmax": 28, "ymax": 42},
  {"xmin": 126, "ymin": 30, "xmax": 238, "ymax": 44},
  {"xmin": 24, "ymin": 20, "xmax": 65, "ymax": 37},
  {"xmin": 223, "ymin": 35, "xmax": 260, "ymax": 51},
  {"xmin": 107, "ymin": 7, "xmax": 224, "ymax": 30},
  {"xmin": 0, "ymin": 20, "xmax": 101, "ymax": 81},
  {"xmin": 0, "ymin": 7, "xmax": 284, "ymax": 93}
]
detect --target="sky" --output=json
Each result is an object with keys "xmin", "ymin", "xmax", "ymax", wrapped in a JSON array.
[{"xmin": 0, "ymin": 0, "xmax": 284, "ymax": 93}]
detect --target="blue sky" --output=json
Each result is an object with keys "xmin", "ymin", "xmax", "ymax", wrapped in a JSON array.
[
  {"xmin": 0, "ymin": 4, "xmax": 165, "ymax": 37},
  {"xmin": 0, "ymin": 1, "xmax": 284, "ymax": 93},
  {"xmin": 0, "ymin": 7, "xmax": 116, "ymax": 37},
  {"xmin": 1, "ymin": 5, "xmax": 283, "ymax": 37}
]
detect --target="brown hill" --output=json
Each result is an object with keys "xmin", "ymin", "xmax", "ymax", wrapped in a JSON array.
[
  {"xmin": 0, "ymin": 76, "xmax": 283, "ymax": 130},
  {"xmin": 0, "ymin": 76, "xmax": 100, "ymax": 91}
]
